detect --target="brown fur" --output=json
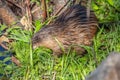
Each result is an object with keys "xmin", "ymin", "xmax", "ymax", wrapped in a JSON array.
[{"xmin": 32, "ymin": 4, "xmax": 98, "ymax": 56}]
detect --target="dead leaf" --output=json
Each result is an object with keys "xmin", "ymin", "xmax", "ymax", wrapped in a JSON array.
[
  {"xmin": 11, "ymin": 56, "xmax": 21, "ymax": 66},
  {"xmin": 0, "ymin": 35, "xmax": 9, "ymax": 44}
]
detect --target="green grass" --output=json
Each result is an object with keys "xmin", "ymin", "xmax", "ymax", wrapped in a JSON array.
[
  {"xmin": 0, "ymin": 0, "xmax": 120, "ymax": 79},
  {"xmin": 0, "ymin": 23, "xmax": 119, "ymax": 80}
]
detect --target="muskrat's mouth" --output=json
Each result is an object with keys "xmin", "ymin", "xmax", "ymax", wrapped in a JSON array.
[{"xmin": 32, "ymin": 43, "xmax": 40, "ymax": 49}]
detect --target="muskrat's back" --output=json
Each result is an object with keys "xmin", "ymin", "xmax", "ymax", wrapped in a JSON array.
[{"xmin": 32, "ymin": 4, "xmax": 98, "ymax": 56}]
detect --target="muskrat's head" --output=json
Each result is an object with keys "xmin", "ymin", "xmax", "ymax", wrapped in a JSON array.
[
  {"xmin": 32, "ymin": 26, "xmax": 57, "ymax": 49},
  {"xmin": 32, "ymin": 33, "xmax": 49, "ymax": 49}
]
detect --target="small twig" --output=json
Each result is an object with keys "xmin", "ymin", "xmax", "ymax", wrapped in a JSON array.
[
  {"xmin": 31, "ymin": 6, "xmax": 40, "ymax": 14},
  {"xmin": 87, "ymin": 0, "xmax": 91, "ymax": 20},
  {"xmin": 41, "ymin": 0, "xmax": 47, "ymax": 22},
  {"xmin": 54, "ymin": 0, "xmax": 70, "ymax": 16},
  {"xmin": 47, "ymin": 0, "xmax": 70, "ymax": 24},
  {"xmin": 25, "ymin": 0, "xmax": 32, "ymax": 23},
  {"xmin": 11, "ymin": 56, "xmax": 21, "ymax": 66},
  {"xmin": 6, "ymin": 0, "xmax": 23, "ymax": 10},
  {"xmin": 87, "ymin": 0, "xmax": 98, "ymax": 66},
  {"xmin": 24, "ymin": 0, "xmax": 33, "ymax": 30},
  {"xmin": 52, "ymin": 71, "xmax": 56, "ymax": 80}
]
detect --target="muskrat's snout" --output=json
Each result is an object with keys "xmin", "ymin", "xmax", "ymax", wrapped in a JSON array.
[
  {"xmin": 32, "ymin": 42, "xmax": 38, "ymax": 49},
  {"xmin": 32, "ymin": 39, "xmax": 39, "ymax": 49},
  {"xmin": 32, "ymin": 32, "xmax": 43, "ymax": 49},
  {"xmin": 32, "ymin": 30, "xmax": 57, "ymax": 50}
]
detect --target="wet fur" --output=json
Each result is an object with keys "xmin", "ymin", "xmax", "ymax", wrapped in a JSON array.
[{"xmin": 32, "ymin": 4, "xmax": 98, "ymax": 56}]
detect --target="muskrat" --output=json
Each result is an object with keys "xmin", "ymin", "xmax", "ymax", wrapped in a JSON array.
[{"xmin": 32, "ymin": 4, "xmax": 98, "ymax": 56}]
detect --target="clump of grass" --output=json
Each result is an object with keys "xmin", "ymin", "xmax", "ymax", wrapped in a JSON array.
[
  {"xmin": 0, "ymin": 23, "xmax": 118, "ymax": 80},
  {"xmin": 92, "ymin": 0, "xmax": 120, "ymax": 22}
]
